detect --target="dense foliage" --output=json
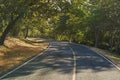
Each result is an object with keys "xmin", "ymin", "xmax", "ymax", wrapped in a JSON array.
[{"xmin": 0, "ymin": 0, "xmax": 120, "ymax": 53}]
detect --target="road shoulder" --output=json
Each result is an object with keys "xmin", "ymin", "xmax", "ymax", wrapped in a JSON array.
[
  {"xmin": 90, "ymin": 47, "xmax": 120, "ymax": 69},
  {"xmin": 0, "ymin": 37, "xmax": 49, "ymax": 78}
]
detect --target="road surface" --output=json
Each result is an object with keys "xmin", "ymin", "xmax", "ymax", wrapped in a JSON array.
[{"xmin": 0, "ymin": 40, "xmax": 120, "ymax": 80}]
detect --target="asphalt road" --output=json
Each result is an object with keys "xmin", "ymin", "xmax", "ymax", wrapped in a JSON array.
[{"xmin": 1, "ymin": 40, "xmax": 120, "ymax": 80}]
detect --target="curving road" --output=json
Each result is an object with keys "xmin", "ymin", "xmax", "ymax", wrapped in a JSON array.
[{"xmin": 1, "ymin": 40, "xmax": 120, "ymax": 80}]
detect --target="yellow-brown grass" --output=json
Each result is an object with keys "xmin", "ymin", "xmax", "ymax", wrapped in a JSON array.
[{"xmin": 0, "ymin": 37, "xmax": 48, "ymax": 74}]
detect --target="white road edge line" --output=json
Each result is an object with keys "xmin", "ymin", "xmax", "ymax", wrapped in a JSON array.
[
  {"xmin": 72, "ymin": 43, "xmax": 120, "ymax": 71},
  {"xmin": 69, "ymin": 46, "xmax": 76, "ymax": 80},
  {"xmin": 92, "ymin": 49, "xmax": 120, "ymax": 71},
  {"xmin": 82, "ymin": 45, "xmax": 120, "ymax": 71},
  {"xmin": 0, "ymin": 43, "xmax": 50, "ymax": 79}
]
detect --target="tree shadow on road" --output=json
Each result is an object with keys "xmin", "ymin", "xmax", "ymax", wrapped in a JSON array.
[{"xmin": 1, "ymin": 42, "xmax": 116, "ymax": 79}]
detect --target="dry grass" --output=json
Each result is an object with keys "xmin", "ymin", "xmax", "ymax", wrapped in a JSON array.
[
  {"xmin": 90, "ymin": 47, "xmax": 120, "ymax": 67},
  {"xmin": 0, "ymin": 37, "xmax": 49, "ymax": 74}
]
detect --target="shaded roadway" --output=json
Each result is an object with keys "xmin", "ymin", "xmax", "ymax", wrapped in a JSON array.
[{"xmin": 1, "ymin": 40, "xmax": 120, "ymax": 80}]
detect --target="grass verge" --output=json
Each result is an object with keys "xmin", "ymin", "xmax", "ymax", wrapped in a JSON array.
[
  {"xmin": 0, "ymin": 37, "xmax": 49, "ymax": 74},
  {"xmin": 90, "ymin": 47, "xmax": 120, "ymax": 67}
]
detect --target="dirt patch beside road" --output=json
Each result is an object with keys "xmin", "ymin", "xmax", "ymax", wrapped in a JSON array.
[{"xmin": 0, "ymin": 37, "xmax": 49, "ymax": 74}]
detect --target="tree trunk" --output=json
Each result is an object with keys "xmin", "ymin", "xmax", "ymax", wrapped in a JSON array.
[
  {"xmin": 109, "ymin": 31, "xmax": 114, "ymax": 51},
  {"xmin": 24, "ymin": 26, "xmax": 29, "ymax": 39},
  {"xmin": 69, "ymin": 35, "xmax": 73, "ymax": 42},
  {"xmin": 0, "ymin": 15, "xmax": 22, "ymax": 45},
  {"xmin": 116, "ymin": 31, "xmax": 120, "ymax": 54},
  {"xmin": 95, "ymin": 30, "xmax": 98, "ymax": 47}
]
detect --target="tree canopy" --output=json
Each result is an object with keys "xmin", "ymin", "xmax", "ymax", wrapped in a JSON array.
[{"xmin": 0, "ymin": 0, "xmax": 120, "ymax": 53}]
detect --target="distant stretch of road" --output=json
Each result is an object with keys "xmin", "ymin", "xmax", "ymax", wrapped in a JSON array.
[{"xmin": 0, "ymin": 40, "xmax": 120, "ymax": 80}]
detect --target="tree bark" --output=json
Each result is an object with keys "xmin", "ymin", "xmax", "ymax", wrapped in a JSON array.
[
  {"xmin": 115, "ymin": 31, "xmax": 120, "ymax": 54},
  {"xmin": 109, "ymin": 30, "xmax": 114, "ymax": 51},
  {"xmin": 0, "ymin": 15, "xmax": 22, "ymax": 45},
  {"xmin": 95, "ymin": 29, "xmax": 99, "ymax": 47},
  {"xmin": 24, "ymin": 26, "xmax": 29, "ymax": 39}
]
